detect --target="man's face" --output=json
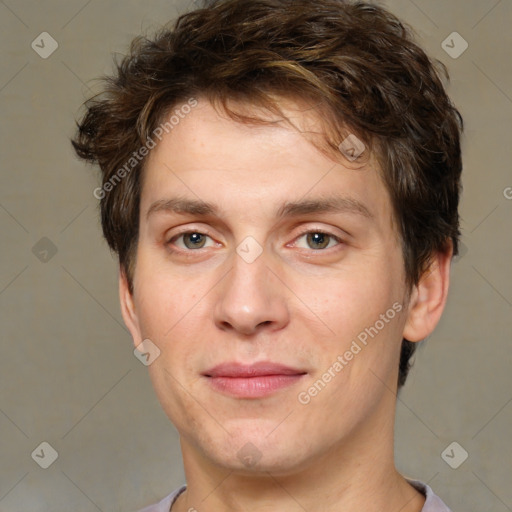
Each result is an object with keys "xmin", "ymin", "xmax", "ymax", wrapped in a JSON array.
[{"xmin": 122, "ymin": 97, "xmax": 411, "ymax": 474}]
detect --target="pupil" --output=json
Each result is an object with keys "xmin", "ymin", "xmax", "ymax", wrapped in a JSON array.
[
  {"xmin": 308, "ymin": 233, "xmax": 328, "ymax": 249},
  {"xmin": 185, "ymin": 233, "xmax": 205, "ymax": 248}
]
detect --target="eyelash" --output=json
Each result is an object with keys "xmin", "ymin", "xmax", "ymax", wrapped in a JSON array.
[{"xmin": 166, "ymin": 228, "xmax": 344, "ymax": 253}]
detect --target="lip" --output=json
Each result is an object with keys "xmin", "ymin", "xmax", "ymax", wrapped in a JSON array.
[{"xmin": 203, "ymin": 362, "xmax": 307, "ymax": 398}]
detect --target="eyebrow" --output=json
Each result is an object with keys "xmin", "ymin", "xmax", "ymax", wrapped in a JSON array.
[
  {"xmin": 277, "ymin": 196, "xmax": 373, "ymax": 219},
  {"xmin": 146, "ymin": 195, "xmax": 373, "ymax": 221},
  {"xmin": 146, "ymin": 197, "xmax": 218, "ymax": 220}
]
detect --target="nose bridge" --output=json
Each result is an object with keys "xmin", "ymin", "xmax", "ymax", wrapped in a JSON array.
[{"xmin": 213, "ymin": 243, "xmax": 289, "ymax": 334}]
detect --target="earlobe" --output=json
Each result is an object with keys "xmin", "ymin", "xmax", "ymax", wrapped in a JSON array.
[
  {"xmin": 402, "ymin": 244, "xmax": 453, "ymax": 343},
  {"xmin": 119, "ymin": 268, "xmax": 143, "ymax": 347}
]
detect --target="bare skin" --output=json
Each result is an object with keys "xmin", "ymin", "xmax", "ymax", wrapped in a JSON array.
[{"xmin": 120, "ymin": 97, "xmax": 452, "ymax": 512}]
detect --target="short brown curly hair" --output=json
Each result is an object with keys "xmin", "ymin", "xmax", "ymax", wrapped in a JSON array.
[{"xmin": 72, "ymin": 0, "xmax": 463, "ymax": 388}]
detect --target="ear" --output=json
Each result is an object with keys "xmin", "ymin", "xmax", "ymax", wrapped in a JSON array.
[
  {"xmin": 119, "ymin": 267, "xmax": 143, "ymax": 348},
  {"xmin": 402, "ymin": 243, "xmax": 453, "ymax": 342}
]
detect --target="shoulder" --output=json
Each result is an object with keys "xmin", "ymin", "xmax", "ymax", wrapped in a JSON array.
[
  {"xmin": 136, "ymin": 481, "xmax": 452, "ymax": 512},
  {"xmin": 136, "ymin": 485, "xmax": 187, "ymax": 512},
  {"xmin": 407, "ymin": 479, "xmax": 453, "ymax": 512}
]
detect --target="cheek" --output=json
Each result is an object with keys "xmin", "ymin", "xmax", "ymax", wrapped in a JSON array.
[
  {"xmin": 135, "ymin": 269, "xmax": 211, "ymax": 418},
  {"xmin": 133, "ymin": 246, "xmax": 205, "ymax": 335},
  {"xmin": 135, "ymin": 269, "xmax": 220, "ymax": 381},
  {"xmin": 302, "ymin": 264, "xmax": 401, "ymax": 335},
  {"xmin": 292, "ymin": 256, "xmax": 406, "ymax": 391}
]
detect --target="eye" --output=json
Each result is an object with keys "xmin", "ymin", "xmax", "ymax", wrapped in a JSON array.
[
  {"xmin": 294, "ymin": 231, "xmax": 342, "ymax": 250},
  {"xmin": 168, "ymin": 231, "xmax": 216, "ymax": 250}
]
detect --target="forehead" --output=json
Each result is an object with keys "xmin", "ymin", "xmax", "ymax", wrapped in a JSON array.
[
  {"xmin": 149, "ymin": 95, "xmax": 371, "ymax": 168},
  {"xmin": 141, "ymin": 97, "xmax": 395, "ymax": 231}
]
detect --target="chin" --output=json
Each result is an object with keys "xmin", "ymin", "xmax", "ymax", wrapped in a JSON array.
[
  {"xmin": 216, "ymin": 449, "xmax": 308, "ymax": 476},
  {"xmin": 202, "ymin": 427, "xmax": 311, "ymax": 475}
]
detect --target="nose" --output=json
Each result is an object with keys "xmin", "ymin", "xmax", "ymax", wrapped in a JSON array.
[{"xmin": 213, "ymin": 247, "xmax": 290, "ymax": 336}]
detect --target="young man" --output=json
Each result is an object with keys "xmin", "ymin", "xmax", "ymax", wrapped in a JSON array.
[{"xmin": 72, "ymin": 0, "xmax": 463, "ymax": 510}]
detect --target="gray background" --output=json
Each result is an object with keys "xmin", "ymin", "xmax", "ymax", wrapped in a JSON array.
[{"xmin": 1, "ymin": 0, "xmax": 511, "ymax": 510}]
